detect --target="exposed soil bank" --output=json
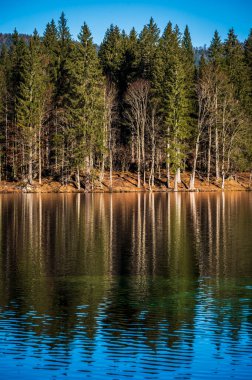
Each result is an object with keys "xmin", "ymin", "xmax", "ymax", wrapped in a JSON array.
[{"xmin": 0, "ymin": 172, "xmax": 251, "ymax": 193}]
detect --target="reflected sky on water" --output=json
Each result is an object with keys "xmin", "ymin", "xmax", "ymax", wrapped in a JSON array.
[{"xmin": 0, "ymin": 193, "xmax": 252, "ymax": 379}]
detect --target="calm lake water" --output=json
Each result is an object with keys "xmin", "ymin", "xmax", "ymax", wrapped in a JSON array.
[{"xmin": 0, "ymin": 192, "xmax": 252, "ymax": 379}]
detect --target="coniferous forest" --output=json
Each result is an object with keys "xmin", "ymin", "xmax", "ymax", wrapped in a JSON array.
[{"xmin": 0, "ymin": 13, "xmax": 252, "ymax": 190}]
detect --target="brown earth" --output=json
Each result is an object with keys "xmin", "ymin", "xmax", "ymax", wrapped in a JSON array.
[{"xmin": 0, "ymin": 171, "xmax": 251, "ymax": 193}]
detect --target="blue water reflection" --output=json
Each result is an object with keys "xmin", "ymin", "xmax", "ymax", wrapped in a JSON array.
[{"xmin": 0, "ymin": 193, "xmax": 251, "ymax": 379}]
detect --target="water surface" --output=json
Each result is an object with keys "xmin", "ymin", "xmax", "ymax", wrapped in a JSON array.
[{"xmin": 0, "ymin": 192, "xmax": 252, "ymax": 379}]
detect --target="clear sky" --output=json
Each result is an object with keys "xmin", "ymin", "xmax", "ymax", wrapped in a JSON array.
[{"xmin": 0, "ymin": 0, "xmax": 251, "ymax": 47}]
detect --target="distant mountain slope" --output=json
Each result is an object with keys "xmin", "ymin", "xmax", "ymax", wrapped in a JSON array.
[
  {"xmin": 0, "ymin": 32, "xmax": 207, "ymax": 65},
  {"xmin": 194, "ymin": 46, "xmax": 209, "ymax": 65},
  {"xmin": 0, "ymin": 33, "xmax": 31, "ymax": 50}
]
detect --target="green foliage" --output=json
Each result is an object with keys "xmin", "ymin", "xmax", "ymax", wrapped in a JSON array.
[
  {"xmin": 16, "ymin": 30, "xmax": 47, "ymax": 147},
  {"xmin": 138, "ymin": 18, "xmax": 160, "ymax": 82},
  {"xmin": 209, "ymin": 30, "xmax": 223, "ymax": 65},
  {"xmin": 0, "ymin": 15, "xmax": 251, "ymax": 182},
  {"xmin": 156, "ymin": 23, "xmax": 191, "ymax": 169},
  {"xmin": 43, "ymin": 19, "xmax": 58, "ymax": 86},
  {"xmin": 224, "ymin": 28, "xmax": 250, "ymax": 106},
  {"xmin": 99, "ymin": 25, "xmax": 124, "ymax": 85},
  {"xmin": 67, "ymin": 23, "xmax": 105, "ymax": 170}
]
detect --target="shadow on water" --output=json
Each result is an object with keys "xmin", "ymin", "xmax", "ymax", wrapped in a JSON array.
[{"xmin": 0, "ymin": 192, "xmax": 252, "ymax": 379}]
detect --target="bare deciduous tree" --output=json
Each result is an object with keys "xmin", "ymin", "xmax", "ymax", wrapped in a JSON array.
[{"xmin": 125, "ymin": 79, "xmax": 150, "ymax": 188}]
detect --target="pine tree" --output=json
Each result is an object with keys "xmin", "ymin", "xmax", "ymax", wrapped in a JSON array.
[
  {"xmin": 209, "ymin": 30, "xmax": 223, "ymax": 65},
  {"xmin": 0, "ymin": 45, "xmax": 11, "ymax": 179},
  {"xmin": 121, "ymin": 27, "xmax": 140, "ymax": 85},
  {"xmin": 157, "ymin": 23, "xmax": 189, "ymax": 188},
  {"xmin": 138, "ymin": 17, "xmax": 160, "ymax": 82},
  {"xmin": 43, "ymin": 19, "xmax": 58, "ymax": 86},
  {"xmin": 181, "ymin": 25, "xmax": 196, "ymax": 120},
  {"xmin": 67, "ymin": 23, "xmax": 105, "ymax": 188},
  {"xmin": 52, "ymin": 12, "xmax": 73, "ymax": 178},
  {"xmin": 16, "ymin": 30, "xmax": 47, "ymax": 183},
  {"xmin": 99, "ymin": 25, "xmax": 124, "ymax": 85},
  {"xmin": 55, "ymin": 12, "xmax": 72, "ymax": 109},
  {"xmin": 245, "ymin": 29, "xmax": 252, "ymax": 83},
  {"xmin": 208, "ymin": 30, "xmax": 225, "ymax": 180},
  {"xmin": 245, "ymin": 29, "xmax": 252, "ymax": 107},
  {"xmin": 224, "ymin": 28, "xmax": 250, "ymax": 106},
  {"xmin": 8, "ymin": 32, "xmax": 30, "ymax": 179}
]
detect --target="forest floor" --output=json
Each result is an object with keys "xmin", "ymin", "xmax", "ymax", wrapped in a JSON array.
[{"xmin": 0, "ymin": 171, "xmax": 251, "ymax": 193}]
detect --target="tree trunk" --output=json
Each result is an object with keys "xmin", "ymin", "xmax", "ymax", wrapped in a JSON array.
[
  {"xmin": 0, "ymin": 148, "xmax": 2, "ymax": 182},
  {"xmin": 141, "ymin": 124, "xmax": 145, "ymax": 186},
  {"xmin": 176, "ymin": 166, "xmax": 181, "ymax": 184},
  {"xmin": 109, "ymin": 149, "xmax": 113, "ymax": 190},
  {"xmin": 38, "ymin": 125, "xmax": 42, "ymax": 185},
  {"xmin": 215, "ymin": 126, "xmax": 220, "ymax": 180},
  {"xmin": 28, "ymin": 142, "xmax": 33, "ymax": 184},
  {"xmin": 207, "ymin": 125, "xmax": 212, "ymax": 183},
  {"xmin": 61, "ymin": 144, "xmax": 65, "ymax": 184},
  {"xmin": 190, "ymin": 134, "xmax": 200, "ymax": 190},
  {"xmin": 55, "ymin": 108, "xmax": 58, "ymax": 172},
  {"xmin": 85, "ymin": 156, "xmax": 90, "ymax": 175},
  {"xmin": 174, "ymin": 171, "xmax": 178, "ymax": 192},
  {"xmin": 166, "ymin": 126, "xmax": 170, "ymax": 188},
  {"xmin": 150, "ymin": 110, "xmax": 155, "ymax": 189},
  {"xmin": 76, "ymin": 166, "xmax": 80, "ymax": 190},
  {"xmin": 100, "ymin": 155, "xmax": 105, "ymax": 182},
  {"xmin": 221, "ymin": 172, "xmax": 225, "ymax": 190},
  {"xmin": 137, "ymin": 139, "xmax": 141, "ymax": 188},
  {"xmin": 5, "ymin": 100, "xmax": 8, "ymax": 179},
  {"xmin": 221, "ymin": 134, "xmax": 225, "ymax": 190}
]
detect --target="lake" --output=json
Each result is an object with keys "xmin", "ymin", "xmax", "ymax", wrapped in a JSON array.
[{"xmin": 0, "ymin": 192, "xmax": 252, "ymax": 379}]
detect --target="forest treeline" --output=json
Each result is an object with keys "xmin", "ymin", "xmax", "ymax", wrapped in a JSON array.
[{"xmin": 0, "ymin": 13, "xmax": 252, "ymax": 190}]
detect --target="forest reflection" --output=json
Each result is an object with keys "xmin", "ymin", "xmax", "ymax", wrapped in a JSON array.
[{"xmin": 0, "ymin": 193, "xmax": 251, "ymax": 377}]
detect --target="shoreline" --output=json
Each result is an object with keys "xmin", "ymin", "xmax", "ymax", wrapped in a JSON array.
[{"xmin": 0, "ymin": 171, "xmax": 251, "ymax": 193}]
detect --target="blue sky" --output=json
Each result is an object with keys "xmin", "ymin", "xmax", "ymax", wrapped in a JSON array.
[{"xmin": 0, "ymin": 0, "xmax": 251, "ymax": 47}]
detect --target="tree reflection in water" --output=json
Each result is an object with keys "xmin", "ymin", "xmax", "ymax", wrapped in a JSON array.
[{"xmin": 0, "ymin": 193, "xmax": 251, "ymax": 379}]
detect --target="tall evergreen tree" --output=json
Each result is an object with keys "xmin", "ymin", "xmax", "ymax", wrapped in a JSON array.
[
  {"xmin": 43, "ymin": 19, "xmax": 58, "ymax": 86},
  {"xmin": 0, "ymin": 45, "xmax": 11, "ymax": 179},
  {"xmin": 67, "ymin": 23, "xmax": 105, "ymax": 188},
  {"xmin": 51, "ymin": 12, "xmax": 73, "ymax": 176},
  {"xmin": 181, "ymin": 25, "xmax": 196, "ymax": 114},
  {"xmin": 209, "ymin": 30, "xmax": 223, "ymax": 65},
  {"xmin": 99, "ymin": 25, "xmax": 124, "ymax": 85},
  {"xmin": 138, "ymin": 17, "xmax": 160, "ymax": 82},
  {"xmin": 8, "ymin": 32, "xmax": 31, "ymax": 178},
  {"xmin": 224, "ymin": 28, "xmax": 250, "ymax": 105},
  {"xmin": 181, "ymin": 25, "xmax": 197, "ymax": 166},
  {"xmin": 157, "ymin": 23, "xmax": 189, "ymax": 188},
  {"xmin": 208, "ymin": 31, "xmax": 225, "ymax": 179},
  {"xmin": 16, "ymin": 30, "xmax": 47, "ymax": 183},
  {"xmin": 121, "ymin": 27, "xmax": 140, "ymax": 85}
]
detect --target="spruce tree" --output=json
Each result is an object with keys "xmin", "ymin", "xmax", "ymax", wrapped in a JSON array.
[
  {"xmin": 224, "ymin": 28, "xmax": 250, "ymax": 105},
  {"xmin": 55, "ymin": 12, "xmax": 72, "ymax": 109},
  {"xmin": 181, "ymin": 25, "xmax": 196, "ymax": 171},
  {"xmin": 181, "ymin": 25, "xmax": 196, "ymax": 118},
  {"xmin": 208, "ymin": 30, "xmax": 224, "ymax": 179},
  {"xmin": 8, "ymin": 32, "xmax": 30, "ymax": 178},
  {"xmin": 99, "ymin": 25, "xmax": 124, "ymax": 85},
  {"xmin": 43, "ymin": 19, "xmax": 58, "ymax": 86},
  {"xmin": 16, "ymin": 30, "xmax": 47, "ymax": 183},
  {"xmin": 121, "ymin": 27, "xmax": 140, "ymax": 85},
  {"xmin": 67, "ymin": 23, "xmax": 105, "ymax": 188},
  {"xmin": 209, "ymin": 30, "xmax": 223, "ymax": 65},
  {"xmin": 52, "ymin": 12, "xmax": 73, "ymax": 178},
  {"xmin": 0, "ymin": 45, "xmax": 11, "ymax": 179},
  {"xmin": 245, "ymin": 29, "xmax": 252, "ymax": 84},
  {"xmin": 157, "ymin": 23, "xmax": 188, "ymax": 188},
  {"xmin": 138, "ymin": 17, "xmax": 160, "ymax": 82}
]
